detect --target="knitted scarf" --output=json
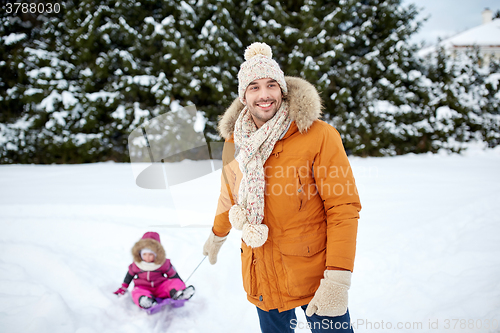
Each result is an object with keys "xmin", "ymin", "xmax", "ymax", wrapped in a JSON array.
[{"xmin": 229, "ymin": 100, "xmax": 291, "ymax": 248}]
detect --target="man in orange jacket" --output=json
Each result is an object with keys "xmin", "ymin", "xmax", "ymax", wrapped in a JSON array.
[{"xmin": 203, "ymin": 42, "xmax": 361, "ymax": 333}]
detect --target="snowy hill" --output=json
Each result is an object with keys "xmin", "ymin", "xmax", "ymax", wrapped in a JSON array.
[{"xmin": 1, "ymin": 148, "xmax": 500, "ymax": 333}]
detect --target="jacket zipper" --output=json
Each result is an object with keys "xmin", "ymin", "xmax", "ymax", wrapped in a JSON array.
[
  {"xmin": 147, "ymin": 271, "xmax": 155, "ymax": 287},
  {"xmin": 297, "ymin": 172, "xmax": 304, "ymax": 211}
]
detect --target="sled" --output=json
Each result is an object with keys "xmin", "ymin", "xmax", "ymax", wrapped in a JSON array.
[{"xmin": 144, "ymin": 298, "xmax": 188, "ymax": 315}]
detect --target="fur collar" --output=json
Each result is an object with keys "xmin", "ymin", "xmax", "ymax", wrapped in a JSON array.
[
  {"xmin": 131, "ymin": 238, "xmax": 166, "ymax": 265},
  {"xmin": 218, "ymin": 76, "xmax": 323, "ymax": 140}
]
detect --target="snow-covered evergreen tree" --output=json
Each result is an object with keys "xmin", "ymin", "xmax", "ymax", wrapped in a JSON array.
[
  {"xmin": 274, "ymin": 0, "xmax": 433, "ymax": 155},
  {"xmin": 1, "ymin": 0, "xmax": 197, "ymax": 163},
  {"xmin": 1, "ymin": 0, "xmax": 498, "ymax": 163},
  {"xmin": 1, "ymin": 3, "xmax": 53, "ymax": 159},
  {"xmin": 422, "ymin": 47, "xmax": 500, "ymax": 151},
  {"xmin": 190, "ymin": 0, "xmax": 242, "ymax": 141}
]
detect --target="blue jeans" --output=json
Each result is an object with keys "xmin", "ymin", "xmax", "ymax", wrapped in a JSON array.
[{"xmin": 256, "ymin": 306, "xmax": 353, "ymax": 333}]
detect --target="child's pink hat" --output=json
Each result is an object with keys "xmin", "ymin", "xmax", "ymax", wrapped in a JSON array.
[{"xmin": 141, "ymin": 231, "xmax": 161, "ymax": 243}]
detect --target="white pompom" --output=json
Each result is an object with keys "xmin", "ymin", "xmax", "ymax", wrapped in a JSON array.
[
  {"xmin": 244, "ymin": 42, "xmax": 272, "ymax": 61},
  {"xmin": 242, "ymin": 223, "xmax": 269, "ymax": 248},
  {"xmin": 229, "ymin": 205, "xmax": 246, "ymax": 230}
]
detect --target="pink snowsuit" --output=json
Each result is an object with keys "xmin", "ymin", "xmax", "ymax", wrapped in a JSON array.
[
  {"xmin": 121, "ymin": 232, "xmax": 186, "ymax": 308},
  {"xmin": 128, "ymin": 260, "xmax": 185, "ymax": 307}
]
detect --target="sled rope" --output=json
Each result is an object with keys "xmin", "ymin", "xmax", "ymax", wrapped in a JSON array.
[{"xmin": 185, "ymin": 256, "xmax": 206, "ymax": 283}]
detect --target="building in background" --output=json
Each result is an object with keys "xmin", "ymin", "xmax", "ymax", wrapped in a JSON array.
[{"xmin": 420, "ymin": 8, "xmax": 500, "ymax": 65}]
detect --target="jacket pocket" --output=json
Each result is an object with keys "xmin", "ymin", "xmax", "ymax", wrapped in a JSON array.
[
  {"xmin": 278, "ymin": 235, "xmax": 326, "ymax": 297},
  {"xmin": 241, "ymin": 241, "xmax": 258, "ymax": 297}
]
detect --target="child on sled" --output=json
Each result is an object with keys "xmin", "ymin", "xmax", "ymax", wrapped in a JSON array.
[{"xmin": 113, "ymin": 231, "xmax": 195, "ymax": 309}]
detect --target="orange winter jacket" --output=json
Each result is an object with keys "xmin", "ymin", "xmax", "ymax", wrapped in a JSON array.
[{"xmin": 212, "ymin": 77, "xmax": 361, "ymax": 312}]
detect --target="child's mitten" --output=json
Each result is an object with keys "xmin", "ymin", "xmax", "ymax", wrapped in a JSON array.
[{"xmin": 113, "ymin": 283, "xmax": 129, "ymax": 296}]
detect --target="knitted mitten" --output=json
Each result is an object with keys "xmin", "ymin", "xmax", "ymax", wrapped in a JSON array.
[
  {"xmin": 305, "ymin": 270, "xmax": 351, "ymax": 317},
  {"xmin": 202, "ymin": 230, "xmax": 228, "ymax": 265}
]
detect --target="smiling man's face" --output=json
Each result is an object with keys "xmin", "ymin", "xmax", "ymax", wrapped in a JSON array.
[{"xmin": 243, "ymin": 78, "xmax": 283, "ymax": 128}]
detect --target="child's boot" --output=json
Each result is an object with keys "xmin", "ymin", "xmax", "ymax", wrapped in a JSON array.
[
  {"xmin": 139, "ymin": 295, "xmax": 157, "ymax": 309},
  {"xmin": 172, "ymin": 285, "xmax": 195, "ymax": 300}
]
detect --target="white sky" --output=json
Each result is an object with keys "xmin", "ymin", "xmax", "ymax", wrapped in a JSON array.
[{"xmin": 404, "ymin": 0, "xmax": 499, "ymax": 46}]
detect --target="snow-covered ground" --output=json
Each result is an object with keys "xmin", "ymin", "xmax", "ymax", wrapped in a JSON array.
[{"xmin": 1, "ymin": 147, "xmax": 500, "ymax": 333}]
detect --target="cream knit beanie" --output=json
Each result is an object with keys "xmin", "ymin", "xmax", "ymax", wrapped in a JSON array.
[{"xmin": 237, "ymin": 42, "xmax": 287, "ymax": 104}]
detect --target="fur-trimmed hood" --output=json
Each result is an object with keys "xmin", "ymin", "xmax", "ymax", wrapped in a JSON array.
[
  {"xmin": 218, "ymin": 76, "xmax": 323, "ymax": 139},
  {"xmin": 131, "ymin": 232, "xmax": 166, "ymax": 265}
]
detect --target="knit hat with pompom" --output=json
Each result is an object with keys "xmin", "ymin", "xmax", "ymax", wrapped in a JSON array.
[{"xmin": 238, "ymin": 42, "xmax": 287, "ymax": 104}]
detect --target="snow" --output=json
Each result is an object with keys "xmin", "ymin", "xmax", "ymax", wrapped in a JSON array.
[
  {"xmin": 1, "ymin": 148, "xmax": 500, "ymax": 332},
  {"xmin": 324, "ymin": 8, "xmax": 341, "ymax": 22},
  {"xmin": 162, "ymin": 15, "xmax": 175, "ymax": 27},
  {"xmin": 130, "ymin": 75, "xmax": 155, "ymax": 87},
  {"xmin": 485, "ymin": 73, "xmax": 500, "ymax": 90},
  {"xmin": 133, "ymin": 102, "xmax": 150, "ymax": 125},
  {"xmin": 143, "ymin": 16, "xmax": 174, "ymax": 36},
  {"xmin": 61, "ymin": 91, "xmax": 78, "ymax": 108},
  {"xmin": 86, "ymin": 91, "xmax": 119, "ymax": 103},
  {"xmin": 24, "ymin": 88, "xmax": 43, "ymax": 96},
  {"xmin": 284, "ymin": 27, "xmax": 298, "ymax": 37},
  {"xmin": 39, "ymin": 90, "xmax": 62, "ymax": 112},
  {"xmin": 180, "ymin": 1, "xmax": 195, "ymax": 16},
  {"xmin": 27, "ymin": 67, "xmax": 54, "ymax": 79},
  {"xmin": 161, "ymin": 96, "xmax": 171, "ymax": 105},
  {"xmin": 80, "ymin": 68, "xmax": 93, "ymax": 77},
  {"xmin": 2, "ymin": 32, "xmax": 27, "ymax": 45},
  {"xmin": 193, "ymin": 49, "xmax": 208, "ymax": 59},
  {"xmin": 7, "ymin": 115, "xmax": 33, "ymax": 131},
  {"xmin": 194, "ymin": 111, "xmax": 206, "ymax": 133},
  {"xmin": 118, "ymin": 50, "xmax": 138, "ymax": 70},
  {"xmin": 111, "ymin": 105, "xmax": 126, "ymax": 120},
  {"xmin": 51, "ymin": 111, "xmax": 69, "ymax": 127}
]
